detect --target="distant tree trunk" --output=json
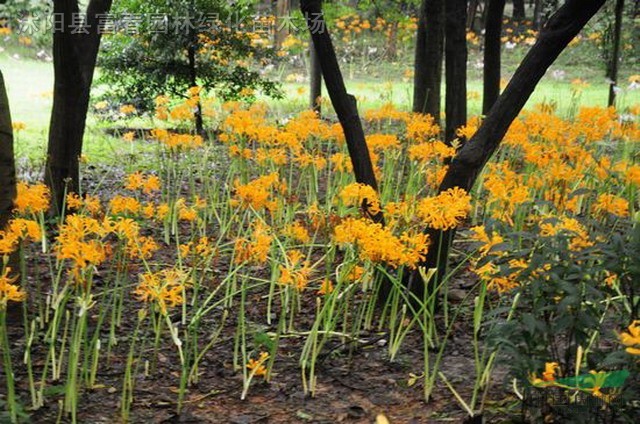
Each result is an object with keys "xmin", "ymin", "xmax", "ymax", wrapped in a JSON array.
[
  {"xmin": 275, "ymin": 0, "xmax": 290, "ymax": 50},
  {"xmin": 300, "ymin": 0, "xmax": 381, "ymax": 224},
  {"xmin": 483, "ymin": 0, "xmax": 506, "ymax": 115},
  {"xmin": 513, "ymin": 0, "xmax": 526, "ymax": 19},
  {"xmin": 187, "ymin": 43, "xmax": 205, "ymax": 136},
  {"xmin": 386, "ymin": 21, "xmax": 399, "ymax": 60},
  {"xmin": 533, "ymin": 0, "xmax": 543, "ymax": 30},
  {"xmin": 0, "ymin": 71, "xmax": 16, "ymax": 231},
  {"xmin": 45, "ymin": 0, "xmax": 113, "ymax": 214},
  {"xmin": 445, "ymin": 0, "xmax": 468, "ymax": 144},
  {"xmin": 607, "ymin": 0, "xmax": 624, "ymax": 107},
  {"xmin": 413, "ymin": 0, "xmax": 445, "ymax": 125},
  {"xmin": 309, "ymin": 42, "xmax": 322, "ymax": 114},
  {"xmin": 404, "ymin": 0, "xmax": 606, "ymax": 303},
  {"xmin": 467, "ymin": 0, "xmax": 480, "ymax": 29}
]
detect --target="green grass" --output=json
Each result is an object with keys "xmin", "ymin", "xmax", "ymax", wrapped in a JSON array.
[{"xmin": 2, "ymin": 49, "xmax": 638, "ymax": 165}]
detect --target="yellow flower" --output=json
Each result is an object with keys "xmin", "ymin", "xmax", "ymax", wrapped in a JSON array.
[
  {"xmin": 592, "ymin": 193, "xmax": 629, "ymax": 217},
  {"xmin": 0, "ymin": 267, "xmax": 25, "ymax": 309},
  {"xmin": 339, "ymin": 183, "xmax": 381, "ymax": 216},
  {"xmin": 134, "ymin": 268, "xmax": 189, "ymax": 315},
  {"xmin": 246, "ymin": 352, "xmax": 269, "ymax": 377},
  {"xmin": 333, "ymin": 218, "xmax": 429, "ymax": 269},
  {"xmin": 619, "ymin": 321, "xmax": 640, "ymax": 355},
  {"xmin": 234, "ymin": 221, "xmax": 273, "ymax": 265},
  {"xmin": 318, "ymin": 278, "xmax": 334, "ymax": 295},
  {"xmin": 416, "ymin": 187, "xmax": 472, "ymax": 230},
  {"xmin": 109, "ymin": 195, "xmax": 141, "ymax": 215},
  {"xmin": 14, "ymin": 182, "xmax": 50, "ymax": 215},
  {"xmin": 11, "ymin": 121, "xmax": 26, "ymax": 132},
  {"xmin": 284, "ymin": 221, "xmax": 311, "ymax": 244},
  {"xmin": 120, "ymin": 104, "xmax": 137, "ymax": 115},
  {"xmin": 542, "ymin": 362, "xmax": 560, "ymax": 382}
]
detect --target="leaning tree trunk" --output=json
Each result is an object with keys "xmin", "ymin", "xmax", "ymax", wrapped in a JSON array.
[
  {"xmin": 445, "ymin": 0, "xmax": 468, "ymax": 144},
  {"xmin": 300, "ymin": 0, "xmax": 381, "ymax": 219},
  {"xmin": 483, "ymin": 0, "xmax": 506, "ymax": 115},
  {"xmin": 309, "ymin": 41, "xmax": 322, "ymax": 115},
  {"xmin": 404, "ymin": 0, "xmax": 606, "ymax": 302},
  {"xmin": 467, "ymin": 0, "xmax": 480, "ymax": 29},
  {"xmin": 607, "ymin": 0, "xmax": 624, "ymax": 107},
  {"xmin": 0, "ymin": 70, "xmax": 16, "ymax": 230},
  {"xmin": 45, "ymin": 0, "xmax": 112, "ymax": 214},
  {"xmin": 413, "ymin": 0, "xmax": 445, "ymax": 124}
]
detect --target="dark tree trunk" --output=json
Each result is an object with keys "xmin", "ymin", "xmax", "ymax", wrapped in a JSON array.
[
  {"xmin": 445, "ymin": 0, "xmax": 468, "ymax": 144},
  {"xmin": 513, "ymin": 0, "xmax": 526, "ymax": 19},
  {"xmin": 533, "ymin": 0, "xmax": 543, "ymax": 30},
  {"xmin": 483, "ymin": 0, "xmax": 506, "ymax": 115},
  {"xmin": 404, "ymin": 0, "xmax": 606, "ymax": 302},
  {"xmin": 309, "ymin": 41, "xmax": 322, "ymax": 115},
  {"xmin": 300, "ymin": 0, "xmax": 381, "ymax": 223},
  {"xmin": 45, "ymin": 0, "xmax": 112, "ymax": 214},
  {"xmin": 608, "ymin": 0, "xmax": 624, "ymax": 107},
  {"xmin": 0, "ymin": 70, "xmax": 16, "ymax": 230},
  {"xmin": 467, "ymin": 0, "xmax": 480, "ymax": 29},
  {"xmin": 413, "ymin": 0, "xmax": 445, "ymax": 125},
  {"xmin": 187, "ymin": 44, "xmax": 205, "ymax": 136}
]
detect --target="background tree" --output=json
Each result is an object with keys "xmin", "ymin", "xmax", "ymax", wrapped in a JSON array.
[
  {"xmin": 0, "ymin": 70, "xmax": 15, "ymax": 230},
  {"xmin": 405, "ymin": 0, "xmax": 606, "ymax": 300},
  {"xmin": 98, "ymin": 0, "xmax": 281, "ymax": 124},
  {"xmin": 45, "ymin": 0, "xmax": 113, "ymax": 213},
  {"xmin": 512, "ymin": 0, "xmax": 525, "ymax": 20},
  {"xmin": 482, "ymin": 0, "xmax": 506, "ymax": 114},
  {"xmin": 444, "ymin": 0, "xmax": 467, "ymax": 144},
  {"xmin": 309, "ymin": 41, "xmax": 322, "ymax": 114},
  {"xmin": 413, "ymin": 0, "xmax": 444, "ymax": 123},
  {"xmin": 607, "ymin": 0, "xmax": 624, "ymax": 107}
]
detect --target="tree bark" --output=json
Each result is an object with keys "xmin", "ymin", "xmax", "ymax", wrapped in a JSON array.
[
  {"xmin": 445, "ymin": 0, "xmax": 468, "ymax": 144},
  {"xmin": 405, "ymin": 0, "xmax": 606, "ymax": 302},
  {"xmin": 483, "ymin": 0, "xmax": 506, "ymax": 115},
  {"xmin": 467, "ymin": 0, "xmax": 480, "ymax": 29},
  {"xmin": 413, "ymin": 0, "xmax": 445, "ymax": 125},
  {"xmin": 275, "ymin": 0, "xmax": 290, "ymax": 50},
  {"xmin": 309, "ymin": 41, "xmax": 322, "ymax": 115},
  {"xmin": 533, "ymin": 0, "xmax": 543, "ymax": 30},
  {"xmin": 300, "ymin": 0, "xmax": 381, "ymax": 223},
  {"xmin": 44, "ymin": 0, "xmax": 112, "ymax": 214},
  {"xmin": 607, "ymin": 0, "xmax": 624, "ymax": 107},
  {"xmin": 0, "ymin": 70, "xmax": 16, "ymax": 231},
  {"xmin": 513, "ymin": 0, "xmax": 526, "ymax": 20}
]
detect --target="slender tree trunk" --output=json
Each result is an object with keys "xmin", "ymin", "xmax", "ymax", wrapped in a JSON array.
[
  {"xmin": 483, "ymin": 0, "xmax": 506, "ymax": 115},
  {"xmin": 309, "ymin": 41, "xmax": 322, "ymax": 114},
  {"xmin": 386, "ymin": 21, "xmax": 399, "ymax": 61},
  {"xmin": 467, "ymin": 0, "xmax": 480, "ymax": 29},
  {"xmin": 445, "ymin": 0, "xmax": 468, "ymax": 144},
  {"xmin": 413, "ymin": 0, "xmax": 445, "ymax": 125},
  {"xmin": 608, "ymin": 0, "xmax": 624, "ymax": 107},
  {"xmin": 300, "ymin": 0, "xmax": 381, "ymax": 223},
  {"xmin": 404, "ymin": 0, "xmax": 606, "ymax": 302},
  {"xmin": 0, "ymin": 71, "xmax": 16, "ymax": 231},
  {"xmin": 45, "ymin": 0, "xmax": 112, "ymax": 214},
  {"xmin": 533, "ymin": 0, "xmax": 543, "ymax": 30},
  {"xmin": 513, "ymin": 0, "xmax": 526, "ymax": 19},
  {"xmin": 275, "ymin": 0, "xmax": 290, "ymax": 50},
  {"xmin": 187, "ymin": 44, "xmax": 205, "ymax": 135}
]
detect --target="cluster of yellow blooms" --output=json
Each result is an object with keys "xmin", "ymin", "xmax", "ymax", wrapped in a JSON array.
[
  {"xmin": 619, "ymin": 321, "xmax": 640, "ymax": 356},
  {"xmin": 234, "ymin": 221, "xmax": 274, "ymax": 265},
  {"xmin": 416, "ymin": 187, "xmax": 472, "ymax": 231},
  {"xmin": 134, "ymin": 268, "xmax": 189, "ymax": 315},
  {"xmin": 230, "ymin": 173, "xmax": 286, "ymax": 211},
  {"xmin": 333, "ymin": 218, "xmax": 430, "ymax": 269},
  {"xmin": 0, "ymin": 268, "xmax": 25, "ymax": 310}
]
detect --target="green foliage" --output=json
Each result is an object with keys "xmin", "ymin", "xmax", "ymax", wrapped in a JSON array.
[{"xmin": 97, "ymin": 0, "xmax": 281, "ymax": 111}]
